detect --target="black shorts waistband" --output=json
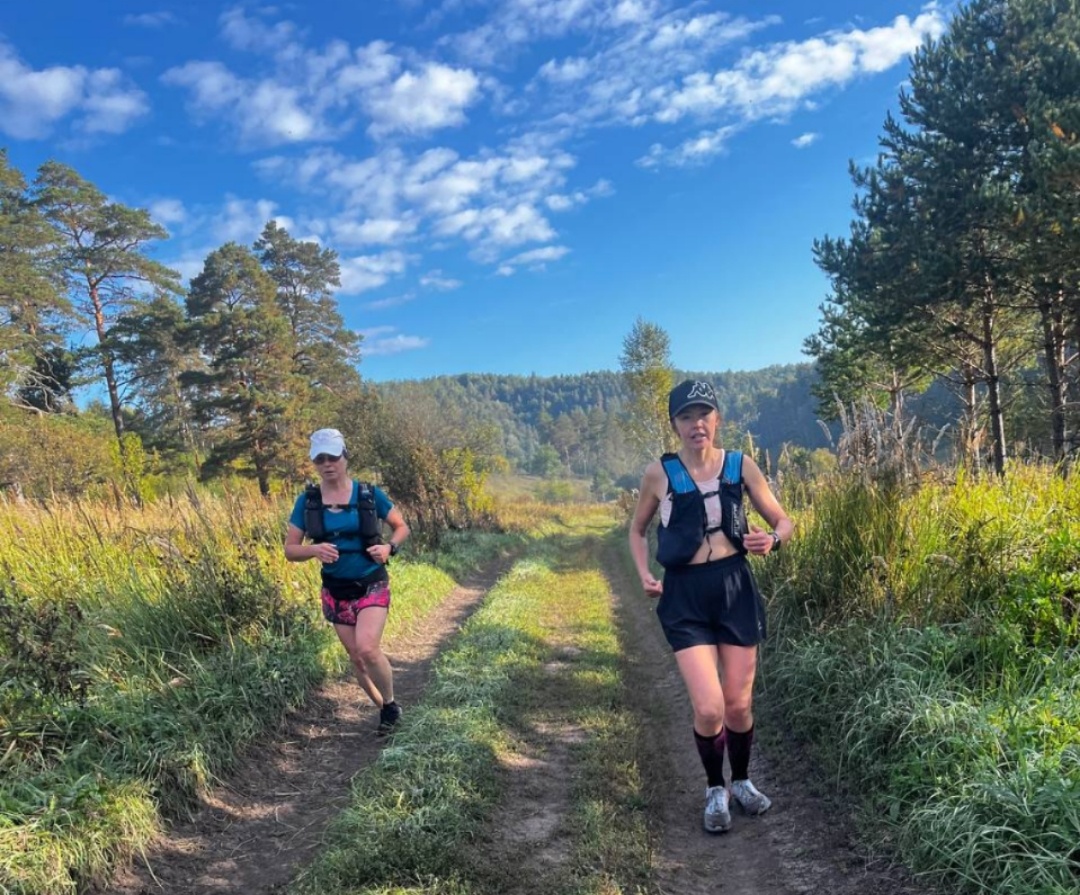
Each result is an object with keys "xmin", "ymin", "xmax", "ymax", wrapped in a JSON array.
[
  {"xmin": 662, "ymin": 553, "xmax": 747, "ymax": 577},
  {"xmin": 322, "ymin": 566, "xmax": 388, "ymax": 588}
]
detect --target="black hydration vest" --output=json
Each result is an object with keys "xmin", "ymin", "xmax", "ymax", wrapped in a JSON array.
[
  {"xmin": 303, "ymin": 481, "xmax": 382, "ymax": 554},
  {"xmin": 655, "ymin": 450, "xmax": 747, "ymax": 568}
]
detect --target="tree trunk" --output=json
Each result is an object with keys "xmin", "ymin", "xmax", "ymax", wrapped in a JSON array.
[
  {"xmin": 89, "ymin": 283, "xmax": 125, "ymax": 446},
  {"xmin": 1037, "ymin": 286, "xmax": 1068, "ymax": 461},
  {"xmin": 981, "ymin": 286, "xmax": 1006, "ymax": 476},
  {"xmin": 961, "ymin": 372, "xmax": 980, "ymax": 471}
]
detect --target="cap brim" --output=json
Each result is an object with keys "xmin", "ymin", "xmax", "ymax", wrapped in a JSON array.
[{"xmin": 671, "ymin": 401, "xmax": 718, "ymax": 416}]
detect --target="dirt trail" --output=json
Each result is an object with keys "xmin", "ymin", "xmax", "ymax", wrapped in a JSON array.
[
  {"xmin": 604, "ymin": 540, "xmax": 936, "ymax": 895},
  {"xmin": 103, "ymin": 539, "xmax": 940, "ymax": 895},
  {"xmin": 103, "ymin": 558, "xmax": 510, "ymax": 895}
]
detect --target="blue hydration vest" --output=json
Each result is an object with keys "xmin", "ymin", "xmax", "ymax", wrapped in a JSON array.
[{"xmin": 655, "ymin": 450, "xmax": 747, "ymax": 568}]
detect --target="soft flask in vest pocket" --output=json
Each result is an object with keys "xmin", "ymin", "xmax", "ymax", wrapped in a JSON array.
[{"xmin": 656, "ymin": 489, "xmax": 708, "ymax": 568}]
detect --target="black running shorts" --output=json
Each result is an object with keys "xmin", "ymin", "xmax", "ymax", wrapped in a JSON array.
[{"xmin": 656, "ymin": 553, "xmax": 767, "ymax": 651}]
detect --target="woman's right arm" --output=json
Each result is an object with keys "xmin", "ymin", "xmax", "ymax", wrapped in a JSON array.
[
  {"xmin": 628, "ymin": 464, "xmax": 664, "ymax": 597},
  {"xmin": 284, "ymin": 523, "xmax": 339, "ymax": 563},
  {"xmin": 284, "ymin": 523, "xmax": 313, "ymax": 561}
]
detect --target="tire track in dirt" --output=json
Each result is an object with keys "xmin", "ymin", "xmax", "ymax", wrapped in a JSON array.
[
  {"xmin": 102, "ymin": 555, "xmax": 515, "ymax": 895},
  {"xmin": 603, "ymin": 539, "xmax": 938, "ymax": 895}
]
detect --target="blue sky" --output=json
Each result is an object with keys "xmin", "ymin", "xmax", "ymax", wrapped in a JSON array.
[{"xmin": 0, "ymin": 0, "xmax": 950, "ymax": 382}]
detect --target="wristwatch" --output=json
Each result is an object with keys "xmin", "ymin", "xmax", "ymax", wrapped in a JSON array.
[
  {"xmin": 769, "ymin": 532, "xmax": 782, "ymax": 553},
  {"xmin": 389, "ymin": 542, "xmax": 399, "ymax": 557}
]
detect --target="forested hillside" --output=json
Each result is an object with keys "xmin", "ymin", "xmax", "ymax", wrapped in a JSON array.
[{"xmin": 379, "ymin": 365, "xmax": 832, "ymax": 487}]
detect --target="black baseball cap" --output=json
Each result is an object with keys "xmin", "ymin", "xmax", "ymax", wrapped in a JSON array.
[{"xmin": 668, "ymin": 379, "xmax": 720, "ymax": 418}]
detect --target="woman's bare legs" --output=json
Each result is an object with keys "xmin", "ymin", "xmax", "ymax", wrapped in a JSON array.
[{"xmin": 334, "ymin": 613, "xmax": 390, "ymax": 708}]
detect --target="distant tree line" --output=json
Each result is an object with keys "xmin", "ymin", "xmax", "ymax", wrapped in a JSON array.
[
  {"xmin": 378, "ymin": 361, "xmax": 834, "ymax": 492},
  {"xmin": 807, "ymin": 0, "xmax": 1080, "ymax": 473}
]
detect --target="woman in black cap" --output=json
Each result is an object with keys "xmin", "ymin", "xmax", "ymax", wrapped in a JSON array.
[
  {"xmin": 628, "ymin": 380, "xmax": 793, "ymax": 833},
  {"xmin": 284, "ymin": 428, "xmax": 410, "ymax": 735}
]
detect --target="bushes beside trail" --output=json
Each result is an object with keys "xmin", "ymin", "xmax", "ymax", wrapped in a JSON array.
[{"xmin": 757, "ymin": 465, "xmax": 1080, "ymax": 895}]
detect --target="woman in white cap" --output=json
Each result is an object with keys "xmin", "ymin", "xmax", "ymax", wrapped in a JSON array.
[
  {"xmin": 629, "ymin": 380, "xmax": 793, "ymax": 833},
  {"xmin": 284, "ymin": 428, "xmax": 410, "ymax": 735}
]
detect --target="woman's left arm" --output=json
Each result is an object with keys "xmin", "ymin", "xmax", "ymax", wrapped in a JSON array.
[
  {"xmin": 368, "ymin": 507, "xmax": 410, "ymax": 564},
  {"xmin": 741, "ymin": 456, "xmax": 793, "ymax": 556}
]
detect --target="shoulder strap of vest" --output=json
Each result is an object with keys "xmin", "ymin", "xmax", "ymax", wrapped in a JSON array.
[
  {"xmin": 304, "ymin": 482, "xmax": 326, "ymax": 541},
  {"xmin": 660, "ymin": 453, "xmax": 697, "ymax": 494},
  {"xmin": 721, "ymin": 450, "xmax": 743, "ymax": 485},
  {"xmin": 355, "ymin": 481, "xmax": 382, "ymax": 547}
]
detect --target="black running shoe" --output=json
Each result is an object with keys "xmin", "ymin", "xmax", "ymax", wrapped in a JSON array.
[{"xmin": 377, "ymin": 701, "xmax": 402, "ymax": 736}]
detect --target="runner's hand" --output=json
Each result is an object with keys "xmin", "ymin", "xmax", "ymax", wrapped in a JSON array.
[
  {"xmin": 367, "ymin": 544, "xmax": 392, "ymax": 564},
  {"xmin": 744, "ymin": 524, "xmax": 772, "ymax": 555},
  {"xmin": 312, "ymin": 544, "xmax": 339, "ymax": 563},
  {"xmin": 641, "ymin": 575, "xmax": 663, "ymax": 598}
]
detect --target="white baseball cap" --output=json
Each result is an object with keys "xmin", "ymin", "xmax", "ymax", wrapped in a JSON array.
[{"xmin": 309, "ymin": 428, "xmax": 346, "ymax": 459}]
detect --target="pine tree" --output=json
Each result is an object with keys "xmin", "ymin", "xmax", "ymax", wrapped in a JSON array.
[
  {"xmin": 184, "ymin": 243, "xmax": 302, "ymax": 495},
  {"xmin": 33, "ymin": 161, "xmax": 181, "ymax": 450},
  {"xmin": 0, "ymin": 152, "xmax": 71, "ymax": 408}
]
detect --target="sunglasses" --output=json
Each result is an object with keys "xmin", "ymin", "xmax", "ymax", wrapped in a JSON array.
[{"xmin": 313, "ymin": 453, "xmax": 343, "ymax": 464}]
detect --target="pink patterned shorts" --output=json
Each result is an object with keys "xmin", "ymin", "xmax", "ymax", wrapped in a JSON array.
[{"xmin": 320, "ymin": 580, "xmax": 391, "ymax": 626}]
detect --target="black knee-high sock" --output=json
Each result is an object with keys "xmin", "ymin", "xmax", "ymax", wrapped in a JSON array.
[
  {"xmin": 727, "ymin": 725, "xmax": 754, "ymax": 781},
  {"xmin": 693, "ymin": 728, "xmax": 726, "ymax": 787}
]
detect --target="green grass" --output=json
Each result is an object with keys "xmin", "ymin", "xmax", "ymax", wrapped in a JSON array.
[
  {"xmin": 0, "ymin": 491, "xmax": 497, "ymax": 895},
  {"xmin": 293, "ymin": 514, "xmax": 652, "ymax": 895},
  {"xmin": 756, "ymin": 466, "xmax": 1080, "ymax": 895}
]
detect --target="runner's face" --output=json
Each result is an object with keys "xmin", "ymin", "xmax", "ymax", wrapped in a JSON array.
[
  {"xmin": 314, "ymin": 452, "xmax": 346, "ymax": 484},
  {"xmin": 672, "ymin": 405, "xmax": 718, "ymax": 450}
]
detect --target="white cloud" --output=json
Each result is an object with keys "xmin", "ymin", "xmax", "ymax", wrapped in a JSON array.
[
  {"xmin": 211, "ymin": 197, "xmax": 291, "ymax": 243},
  {"xmin": 339, "ymin": 251, "xmax": 410, "ymax": 294},
  {"xmin": 436, "ymin": 202, "xmax": 556, "ymax": 256},
  {"xmin": 219, "ymin": 7, "xmax": 300, "ymax": 54},
  {"xmin": 545, "ymin": 178, "xmax": 613, "ymax": 210},
  {"xmin": 443, "ymin": 0, "xmax": 664, "ymax": 65},
  {"xmin": 496, "ymin": 244, "xmax": 570, "ymax": 276},
  {"xmin": 650, "ymin": 11, "xmax": 945, "ymax": 125},
  {"xmin": 149, "ymin": 198, "xmax": 188, "ymax": 226},
  {"xmin": 163, "ymin": 9, "xmax": 481, "ymax": 146},
  {"xmin": 519, "ymin": 6, "xmax": 780, "ymax": 130},
  {"xmin": 420, "ymin": 270, "xmax": 463, "ymax": 290},
  {"xmin": 538, "ymin": 57, "xmax": 591, "ymax": 83},
  {"xmin": 330, "ymin": 215, "xmax": 418, "ymax": 247},
  {"xmin": 0, "ymin": 42, "xmax": 148, "ymax": 139},
  {"xmin": 80, "ymin": 69, "xmax": 152, "ymax": 134},
  {"xmin": 152, "ymin": 4, "xmax": 946, "ymax": 284},
  {"xmin": 262, "ymin": 140, "xmax": 594, "ymax": 262},
  {"xmin": 364, "ymin": 292, "xmax": 417, "ymax": 310},
  {"xmin": 122, "ymin": 11, "xmax": 178, "ymax": 28},
  {"xmin": 162, "ymin": 61, "xmax": 243, "ymax": 113},
  {"xmin": 792, "ymin": 131, "xmax": 819, "ymax": 148},
  {"xmin": 358, "ymin": 326, "xmax": 430, "ymax": 356},
  {"xmin": 163, "ymin": 61, "xmax": 322, "ymax": 144},
  {"xmin": 638, "ymin": 124, "xmax": 741, "ymax": 168},
  {"xmin": 366, "ymin": 63, "xmax": 482, "ymax": 137}
]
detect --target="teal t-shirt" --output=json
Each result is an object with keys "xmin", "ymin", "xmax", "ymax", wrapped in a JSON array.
[{"xmin": 289, "ymin": 481, "xmax": 393, "ymax": 581}]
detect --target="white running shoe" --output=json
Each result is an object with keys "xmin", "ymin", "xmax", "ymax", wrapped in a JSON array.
[
  {"xmin": 703, "ymin": 785, "xmax": 732, "ymax": 833},
  {"xmin": 729, "ymin": 779, "xmax": 772, "ymax": 816}
]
